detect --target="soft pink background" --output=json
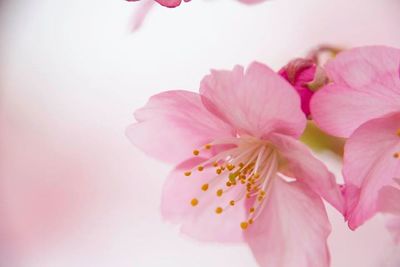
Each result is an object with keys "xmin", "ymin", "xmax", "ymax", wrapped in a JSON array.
[{"xmin": 1, "ymin": 0, "xmax": 400, "ymax": 266}]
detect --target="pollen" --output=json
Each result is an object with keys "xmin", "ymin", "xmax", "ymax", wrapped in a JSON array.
[
  {"xmin": 216, "ymin": 189, "xmax": 223, "ymax": 197},
  {"xmin": 227, "ymin": 164, "xmax": 235, "ymax": 171},
  {"xmin": 197, "ymin": 165, "xmax": 204, "ymax": 171},
  {"xmin": 216, "ymin": 168, "xmax": 222, "ymax": 175},
  {"xmin": 229, "ymin": 200, "xmax": 235, "ymax": 206},
  {"xmin": 249, "ymin": 207, "xmax": 255, "ymax": 213},
  {"xmin": 190, "ymin": 198, "xmax": 199, "ymax": 207},
  {"xmin": 215, "ymin": 207, "xmax": 223, "ymax": 214},
  {"xmin": 248, "ymin": 219, "xmax": 254, "ymax": 225},
  {"xmin": 205, "ymin": 144, "xmax": 212, "ymax": 150},
  {"xmin": 213, "ymin": 161, "xmax": 219, "ymax": 167},
  {"xmin": 240, "ymin": 222, "xmax": 249, "ymax": 230},
  {"xmin": 394, "ymin": 152, "xmax": 400, "ymax": 159},
  {"xmin": 201, "ymin": 184, "xmax": 209, "ymax": 191},
  {"xmin": 193, "ymin": 150, "xmax": 200, "ymax": 156},
  {"xmin": 184, "ymin": 171, "xmax": 192, "ymax": 177}
]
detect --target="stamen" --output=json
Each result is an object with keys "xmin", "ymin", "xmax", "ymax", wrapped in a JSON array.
[
  {"xmin": 197, "ymin": 166, "xmax": 204, "ymax": 171},
  {"xmin": 190, "ymin": 198, "xmax": 199, "ymax": 207},
  {"xmin": 215, "ymin": 207, "xmax": 223, "ymax": 214},
  {"xmin": 394, "ymin": 152, "xmax": 400, "ymax": 159},
  {"xmin": 205, "ymin": 144, "xmax": 212, "ymax": 150},
  {"xmin": 193, "ymin": 150, "xmax": 200, "ymax": 156},
  {"xmin": 201, "ymin": 184, "xmax": 209, "ymax": 191},
  {"xmin": 229, "ymin": 200, "xmax": 235, "ymax": 206},
  {"xmin": 240, "ymin": 222, "xmax": 249, "ymax": 230},
  {"xmin": 184, "ymin": 171, "xmax": 192, "ymax": 177},
  {"xmin": 216, "ymin": 189, "xmax": 223, "ymax": 197}
]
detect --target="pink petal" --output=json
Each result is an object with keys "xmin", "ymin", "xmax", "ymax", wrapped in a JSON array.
[
  {"xmin": 200, "ymin": 62, "xmax": 306, "ymax": 139},
  {"xmin": 246, "ymin": 178, "xmax": 331, "ymax": 267},
  {"xmin": 378, "ymin": 185, "xmax": 400, "ymax": 215},
  {"xmin": 269, "ymin": 133, "xmax": 344, "ymax": 214},
  {"xmin": 343, "ymin": 112, "xmax": 400, "ymax": 229},
  {"xmin": 311, "ymin": 46, "xmax": 400, "ymax": 137},
  {"xmin": 238, "ymin": 0, "xmax": 267, "ymax": 4},
  {"xmin": 156, "ymin": 0, "xmax": 185, "ymax": 7},
  {"xmin": 161, "ymin": 157, "xmax": 247, "ymax": 242},
  {"xmin": 126, "ymin": 90, "xmax": 233, "ymax": 164},
  {"xmin": 130, "ymin": 0, "xmax": 155, "ymax": 31}
]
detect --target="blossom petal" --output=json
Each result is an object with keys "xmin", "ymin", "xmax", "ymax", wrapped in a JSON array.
[
  {"xmin": 161, "ymin": 157, "xmax": 247, "ymax": 242},
  {"xmin": 246, "ymin": 178, "xmax": 331, "ymax": 267},
  {"xmin": 269, "ymin": 133, "xmax": 344, "ymax": 213},
  {"xmin": 126, "ymin": 90, "xmax": 233, "ymax": 164},
  {"xmin": 200, "ymin": 62, "xmax": 306, "ymax": 139},
  {"xmin": 378, "ymin": 185, "xmax": 400, "ymax": 215},
  {"xmin": 311, "ymin": 46, "xmax": 400, "ymax": 137},
  {"xmin": 343, "ymin": 112, "xmax": 400, "ymax": 229}
]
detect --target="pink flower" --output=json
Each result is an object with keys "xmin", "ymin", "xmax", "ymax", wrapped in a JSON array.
[
  {"xmin": 311, "ymin": 46, "xmax": 400, "ymax": 230},
  {"xmin": 127, "ymin": 62, "xmax": 344, "ymax": 267}
]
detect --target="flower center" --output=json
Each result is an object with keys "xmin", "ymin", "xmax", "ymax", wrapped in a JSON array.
[{"xmin": 184, "ymin": 136, "xmax": 280, "ymax": 230}]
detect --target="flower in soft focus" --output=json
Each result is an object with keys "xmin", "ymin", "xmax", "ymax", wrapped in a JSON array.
[
  {"xmin": 311, "ymin": 46, "xmax": 400, "ymax": 230},
  {"xmin": 279, "ymin": 58, "xmax": 328, "ymax": 117},
  {"xmin": 127, "ymin": 0, "xmax": 267, "ymax": 30},
  {"xmin": 127, "ymin": 62, "xmax": 344, "ymax": 267},
  {"xmin": 127, "ymin": 0, "xmax": 189, "ymax": 8},
  {"xmin": 127, "ymin": 0, "xmax": 265, "ymax": 8}
]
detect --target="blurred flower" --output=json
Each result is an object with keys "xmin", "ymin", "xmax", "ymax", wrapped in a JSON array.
[
  {"xmin": 127, "ymin": 62, "xmax": 344, "ymax": 267},
  {"xmin": 311, "ymin": 46, "xmax": 400, "ymax": 230},
  {"xmin": 127, "ymin": 0, "xmax": 266, "ymax": 8},
  {"xmin": 127, "ymin": 0, "xmax": 267, "ymax": 30}
]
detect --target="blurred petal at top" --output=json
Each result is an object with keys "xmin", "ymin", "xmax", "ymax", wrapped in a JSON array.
[{"xmin": 0, "ymin": 0, "xmax": 400, "ymax": 266}]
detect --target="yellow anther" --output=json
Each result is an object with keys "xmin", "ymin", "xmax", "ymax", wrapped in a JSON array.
[
  {"xmin": 248, "ymin": 219, "xmax": 254, "ymax": 225},
  {"xmin": 215, "ymin": 207, "xmax": 223, "ymax": 214},
  {"xmin": 258, "ymin": 196, "xmax": 264, "ymax": 202},
  {"xmin": 193, "ymin": 150, "xmax": 200, "ymax": 156},
  {"xmin": 227, "ymin": 164, "xmax": 235, "ymax": 171},
  {"xmin": 226, "ymin": 181, "xmax": 232, "ymax": 187},
  {"xmin": 253, "ymin": 173, "xmax": 260, "ymax": 179},
  {"xmin": 394, "ymin": 152, "xmax": 400, "ymax": 159},
  {"xmin": 229, "ymin": 200, "xmax": 235, "ymax": 206},
  {"xmin": 241, "ymin": 180, "xmax": 246, "ymax": 184},
  {"xmin": 260, "ymin": 191, "xmax": 266, "ymax": 196},
  {"xmin": 239, "ymin": 163, "xmax": 244, "ymax": 168},
  {"xmin": 229, "ymin": 172, "xmax": 238, "ymax": 182},
  {"xmin": 246, "ymin": 193, "xmax": 251, "ymax": 199},
  {"xmin": 216, "ymin": 169, "xmax": 222, "ymax": 175},
  {"xmin": 397, "ymin": 129, "xmax": 400, "ymax": 137},
  {"xmin": 216, "ymin": 189, "xmax": 224, "ymax": 197},
  {"xmin": 201, "ymin": 184, "xmax": 209, "ymax": 191},
  {"xmin": 205, "ymin": 144, "xmax": 212, "ymax": 150},
  {"xmin": 249, "ymin": 207, "xmax": 255, "ymax": 213},
  {"xmin": 197, "ymin": 165, "xmax": 204, "ymax": 171},
  {"xmin": 240, "ymin": 222, "xmax": 249, "ymax": 230},
  {"xmin": 184, "ymin": 171, "xmax": 192, "ymax": 177},
  {"xmin": 213, "ymin": 161, "xmax": 219, "ymax": 167},
  {"xmin": 190, "ymin": 198, "xmax": 199, "ymax": 207}
]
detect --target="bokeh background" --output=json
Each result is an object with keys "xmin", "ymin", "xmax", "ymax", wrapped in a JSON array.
[{"xmin": 1, "ymin": 0, "xmax": 400, "ymax": 266}]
